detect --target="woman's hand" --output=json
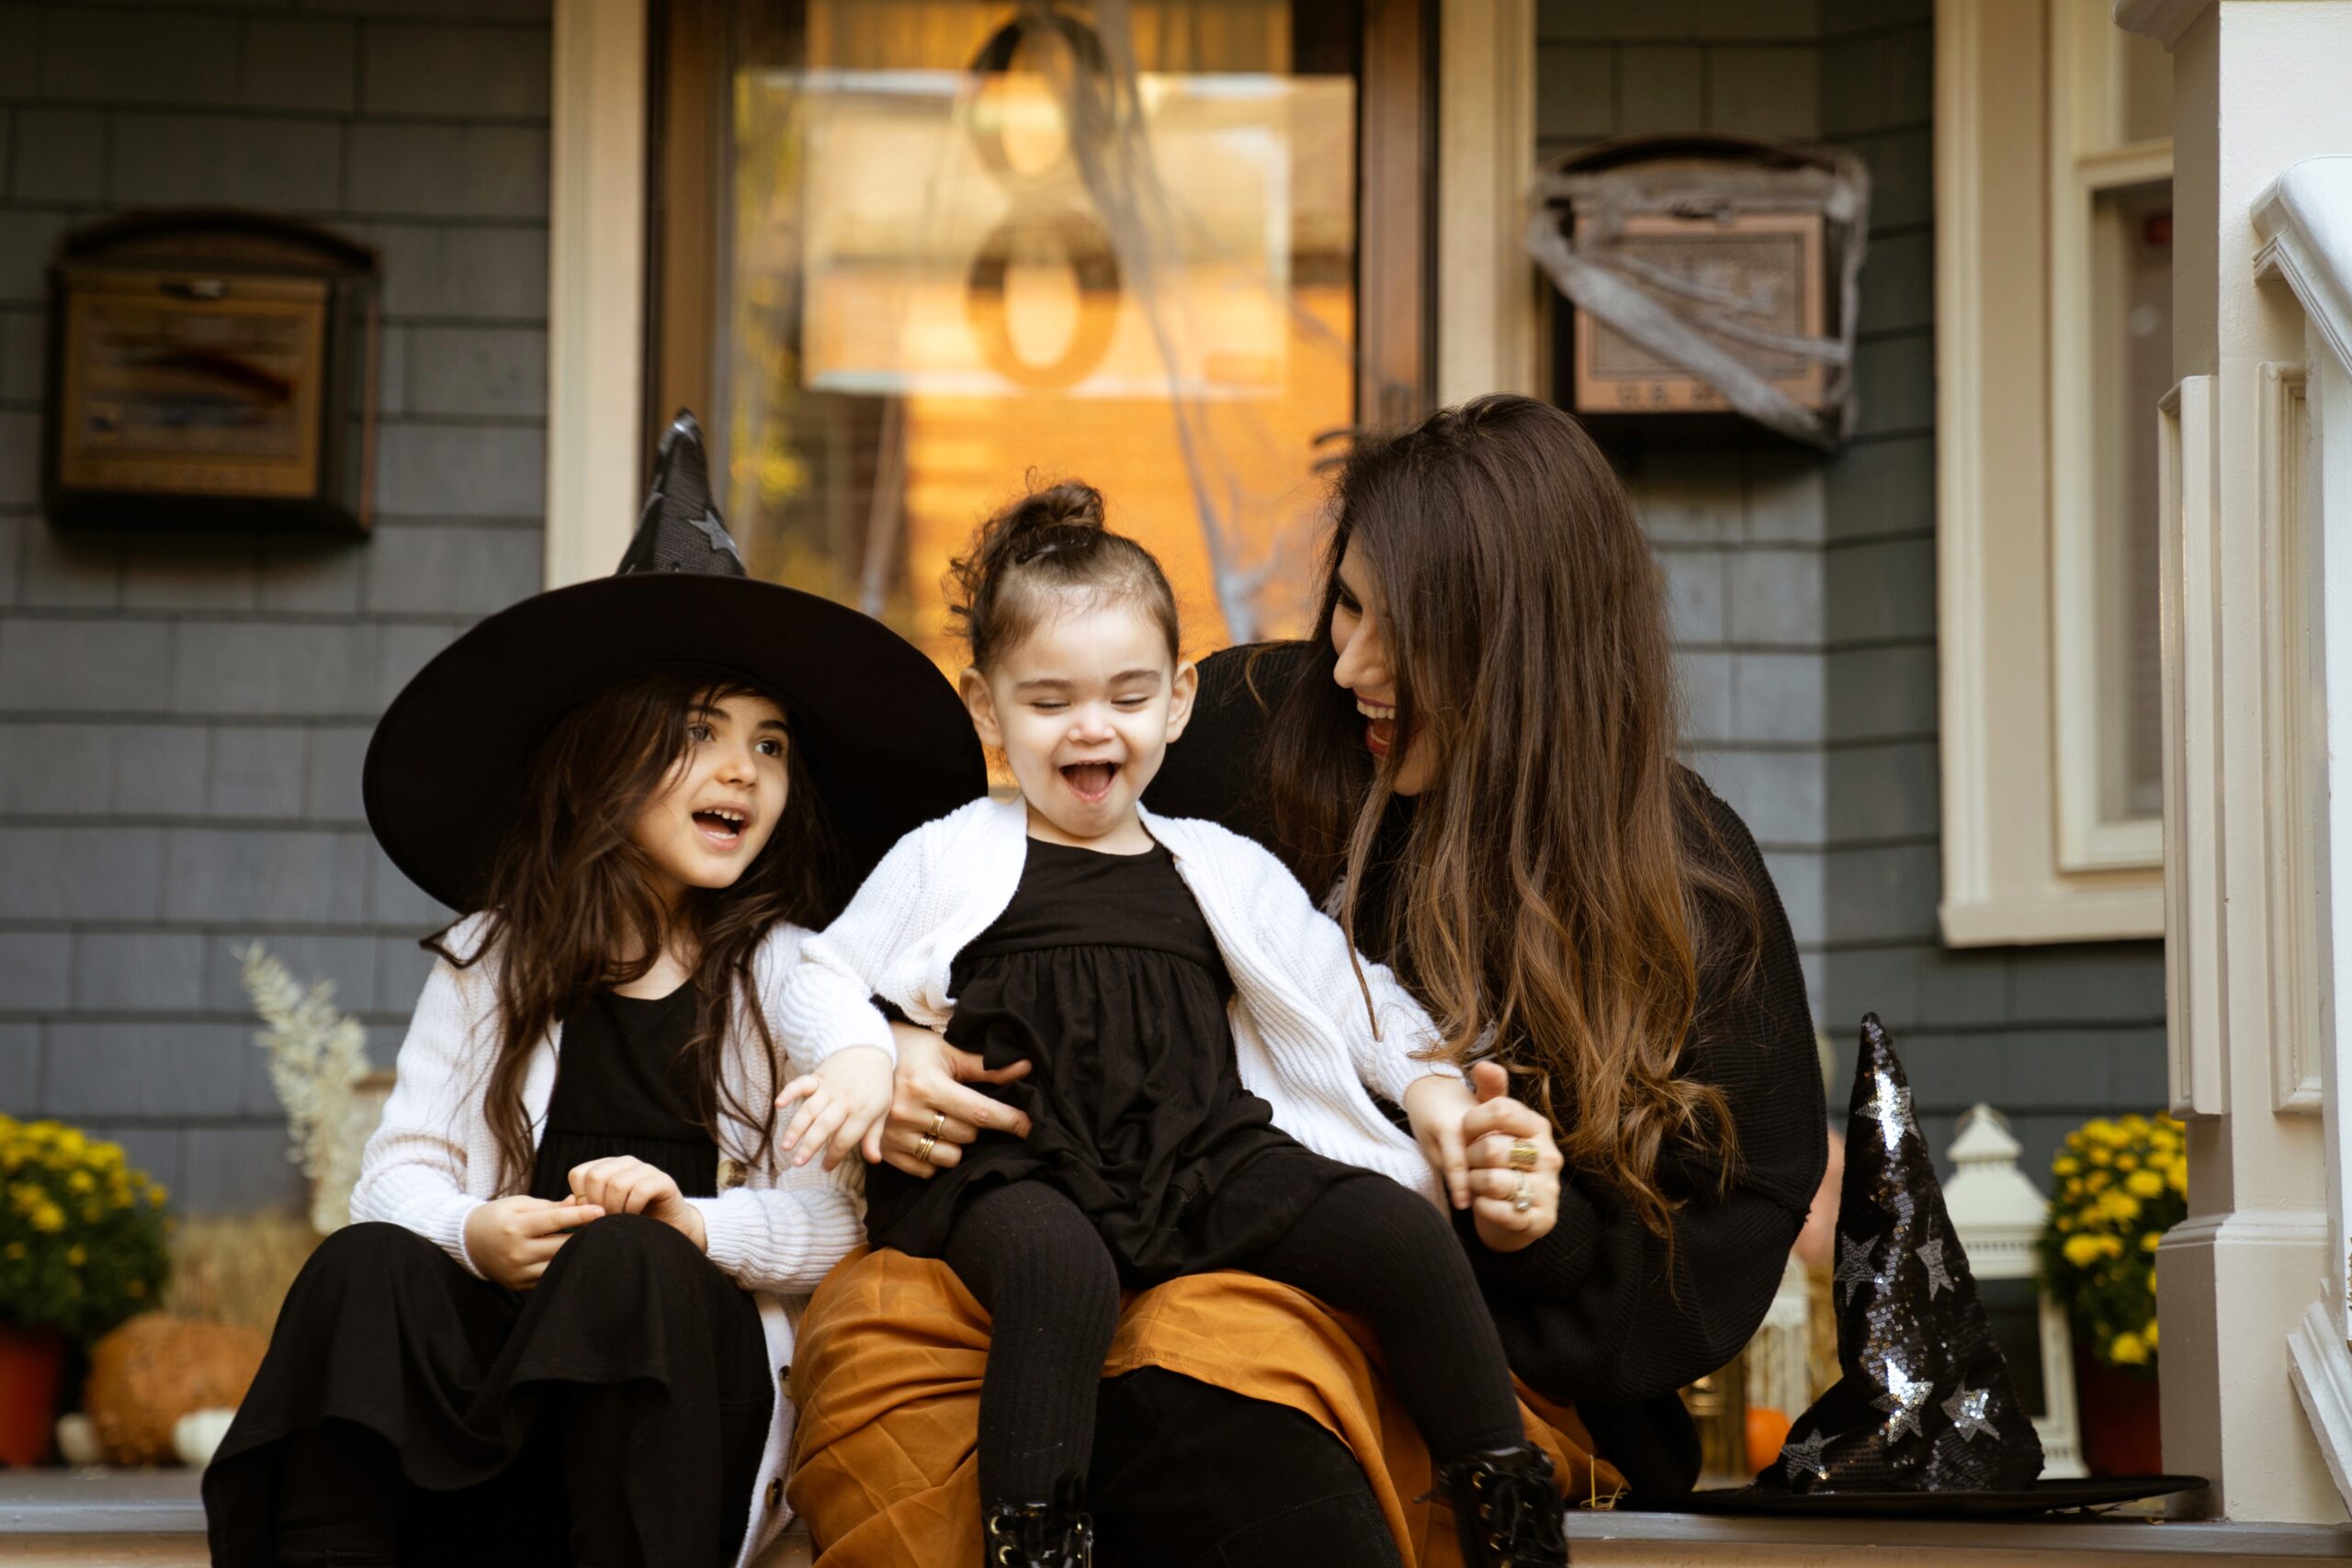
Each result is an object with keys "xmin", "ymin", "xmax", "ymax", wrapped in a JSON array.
[
  {"xmin": 1461, "ymin": 1062, "xmax": 1563, "ymax": 1253},
  {"xmin": 876, "ymin": 1021, "xmax": 1033, "ymax": 1179},
  {"xmin": 567, "ymin": 1156, "xmax": 707, "ymax": 1251},
  {"xmin": 1401, "ymin": 1072, "xmax": 1478, "ymax": 1209},
  {"xmin": 462, "ymin": 1194, "xmax": 605, "ymax": 1291},
  {"xmin": 776, "ymin": 1045, "xmax": 895, "ymax": 1170}
]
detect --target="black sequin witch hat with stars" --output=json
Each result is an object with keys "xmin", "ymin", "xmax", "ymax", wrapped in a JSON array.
[
  {"xmin": 1758, "ymin": 1013, "xmax": 2043, "ymax": 1495},
  {"xmin": 365, "ymin": 412, "xmax": 986, "ymax": 920},
  {"xmin": 1651, "ymin": 1016, "xmax": 2202, "ymax": 1517}
]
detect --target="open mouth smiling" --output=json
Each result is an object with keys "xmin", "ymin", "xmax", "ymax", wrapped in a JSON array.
[
  {"xmin": 1356, "ymin": 697, "xmax": 1397, "ymax": 758},
  {"xmin": 1059, "ymin": 761, "xmax": 1119, "ymax": 804},
  {"xmin": 691, "ymin": 805, "xmax": 751, "ymax": 848}
]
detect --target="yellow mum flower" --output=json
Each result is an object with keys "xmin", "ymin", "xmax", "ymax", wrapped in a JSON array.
[
  {"xmin": 2110, "ymin": 1332, "xmax": 2150, "ymax": 1365},
  {"xmin": 2052, "ymin": 1156, "xmax": 2080, "ymax": 1177},
  {"xmin": 2100, "ymin": 1190, "xmax": 2143, "ymax": 1224},
  {"xmin": 2141, "ymin": 1231, "xmax": 2162, "ymax": 1252},
  {"xmin": 2166, "ymin": 1162, "xmax": 2188, "ymax": 1195},
  {"xmin": 2063, "ymin": 1234, "xmax": 2107, "ymax": 1269},
  {"xmin": 2145, "ymin": 1320, "xmax": 2160, "ymax": 1348},
  {"xmin": 66, "ymin": 1169, "xmax": 94, "ymax": 1194},
  {"xmin": 2126, "ymin": 1169, "xmax": 2165, "ymax": 1199},
  {"xmin": 2116, "ymin": 1154, "xmax": 2138, "ymax": 1171},
  {"xmin": 147, "ymin": 1183, "xmax": 168, "ymax": 1206},
  {"xmin": 64, "ymin": 1246, "xmax": 85, "ymax": 1268},
  {"xmin": 30, "ymin": 1202, "xmax": 64, "ymax": 1233},
  {"xmin": 2086, "ymin": 1169, "xmax": 2110, "ymax": 1191}
]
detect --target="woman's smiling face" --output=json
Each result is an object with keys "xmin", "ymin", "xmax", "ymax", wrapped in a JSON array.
[
  {"xmin": 626, "ymin": 689, "xmax": 790, "ymax": 902},
  {"xmin": 1329, "ymin": 539, "xmax": 1436, "ymax": 795}
]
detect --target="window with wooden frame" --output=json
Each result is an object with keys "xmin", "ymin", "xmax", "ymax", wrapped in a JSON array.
[
  {"xmin": 645, "ymin": 0, "xmax": 1433, "ymax": 677},
  {"xmin": 1936, "ymin": 0, "xmax": 2171, "ymax": 945}
]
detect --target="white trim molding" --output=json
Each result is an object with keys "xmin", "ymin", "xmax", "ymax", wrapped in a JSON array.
[
  {"xmin": 2250, "ymin": 152, "xmax": 2352, "ymax": 1520},
  {"xmin": 1435, "ymin": 0, "xmax": 1536, "ymax": 404},
  {"xmin": 1935, "ymin": 0, "xmax": 2165, "ymax": 946},
  {"xmin": 544, "ymin": 0, "xmax": 649, "ymax": 589},
  {"xmin": 2112, "ymin": 0, "xmax": 2213, "ymax": 50}
]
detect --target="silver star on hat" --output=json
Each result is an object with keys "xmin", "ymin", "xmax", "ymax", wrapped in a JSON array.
[
  {"xmin": 1835, "ymin": 1232, "xmax": 1877, "ymax": 1306},
  {"xmin": 1942, "ymin": 1382, "xmax": 2000, "ymax": 1442},
  {"xmin": 1860, "ymin": 1067, "xmax": 1915, "ymax": 1154},
  {"xmin": 1781, "ymin": 1428, "xmax": 1830, "ymax": 1482},
  {"xmin": 1917, "ymin": 1234, "xmax": 1956, "ymax": 1298},
  {"xmin": 1875, "ymin": 1359, "xmax": 1931, "ymax": 1442}
]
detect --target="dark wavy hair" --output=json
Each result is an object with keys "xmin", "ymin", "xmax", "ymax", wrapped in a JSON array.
[
  {"xmin": 944, "ymin": 478, "xmax": 1179, "ymax": 671},
  {"xmin": 428, "ymin": 668, "xmax": 837, "ymax": 1190},
  {"xmin": 1265, "ymin": 395, "xmax": 1762, "ymax": 1238}
]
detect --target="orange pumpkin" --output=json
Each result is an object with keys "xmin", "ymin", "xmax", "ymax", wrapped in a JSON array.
[{"xmin": 1746, "ymin": 1404, "xmax": 1793, "ymax": 1475}]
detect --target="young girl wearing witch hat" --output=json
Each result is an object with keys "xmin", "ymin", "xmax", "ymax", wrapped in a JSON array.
[
  {"xmin": 202, "ymin": 414, "xmax": 985, "ymax": 1568},
  {"xmin": 775, "ymin": 485, "xmax": 1572, "ymax": 1568}
]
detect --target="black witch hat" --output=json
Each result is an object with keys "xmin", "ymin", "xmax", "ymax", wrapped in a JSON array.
[
  {"xmin": 1649, "ymin": 1015, "xmax": 2201, "ymax": 1517},
  {"xmin": 365, "ymin": 412, "xmax": 986, "ymax": 919},
  {"xmin": 1758, "ymin": 1013, "xmax": 2044, "ymax": 1495}
]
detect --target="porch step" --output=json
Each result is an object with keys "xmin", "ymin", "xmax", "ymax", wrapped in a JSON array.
[{"xmin": 0, "ymin": 1470, "xmax": 814, "ymax": 1566}]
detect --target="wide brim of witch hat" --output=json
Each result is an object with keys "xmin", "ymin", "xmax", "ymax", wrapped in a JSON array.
[
  {"xmin": 1624, "ymin": 1474, "xmax": 2207, "ymax": 1518},
  {"xmin": 364, "ymin": 414, "xmax": 984, "ymax": 917}
]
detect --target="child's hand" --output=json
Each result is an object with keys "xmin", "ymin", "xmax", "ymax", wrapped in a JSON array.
[
  {"xmin": 567, "ymin": 1156, "xmax": 707, "ymax": 1252},
  {"xmin": 1402, "ymin": 1073, "xmax": 1478, "ymax": 1210},
  {"xmin": 462, "ymin": 1194, "xmax": 605, "ymax": 1291},
  {"xmin": 775, "ymin": 1045, "xmax": 894, "ymax": 1170}
]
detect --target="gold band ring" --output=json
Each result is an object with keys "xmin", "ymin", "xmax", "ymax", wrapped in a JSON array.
[
  {"xmin": 1510, "ymin": 1173, "xmax": 1533, "ymax": 1213},
  {"xmin": 927, "ymin": 1110, "xmax": 947, "ymax": 1140},
  {"xmin": 1507, "ymin": 1140, "xmax": 1540, "ymax": 1172},
  {"xmin": 916, "ymin": 1134, "xmax": 938, "ymax": 1164}
]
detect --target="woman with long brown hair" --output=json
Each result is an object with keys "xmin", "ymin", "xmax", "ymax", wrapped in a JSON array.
[
  {"xmin": 203, "ymin": 417, "xmax": 983, "ymax": 1568},
  {"xmin": 787, "ymin": 394, "xmax": 1827, "ymax": 1565}
]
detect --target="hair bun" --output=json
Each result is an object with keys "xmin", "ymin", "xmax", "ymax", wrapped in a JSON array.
[{"xmin": 1001, "ymin": 479, "xmax": 1105, "ymax": 538}]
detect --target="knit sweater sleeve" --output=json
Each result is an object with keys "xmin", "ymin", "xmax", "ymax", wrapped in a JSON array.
[
  {"xmin": 774, "ymin": 825, "xmax": 932, "ymax": 1067},
  {"xmin": 687, "ymin": 1158, "xmax": 866, "ymax": 1296},
  {"xmin": 1222, "ymin": 827, "xmax": 1460, "ymax": 1105},
  {"xmin": 1460, "ymin": 783, "xmax": 1828, "ymax": 1403},
  {"xmin": 348, "ymin": 934, "xmax": 499, "ymax": 1278}
]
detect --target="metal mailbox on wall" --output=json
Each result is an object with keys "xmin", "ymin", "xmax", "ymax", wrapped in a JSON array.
[
  {"xmin": 43, "ymin": 209, "xmax": 379, "ymax": 533},
  {"xmin": 1527, "ymin": 134, "xmax": 1870, "ymax": 451}
]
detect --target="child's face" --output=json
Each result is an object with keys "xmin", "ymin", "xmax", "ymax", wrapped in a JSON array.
[
  {"xmin": 628, "ymin": 689, "xmax": 790, "ymax": 901},
  {"xmin": 962, "ymin": 598, "xmax": 1196, "ymax": 843}
]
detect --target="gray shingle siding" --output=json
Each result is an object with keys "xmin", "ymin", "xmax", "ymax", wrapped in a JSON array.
[
  {"xmin": 1536, "ymin": 2, "xmax": 2167, "ymax": 1181},
  {"xmin": 0, "ymin": 0, "xmax": 548, "ymax": 1211}
]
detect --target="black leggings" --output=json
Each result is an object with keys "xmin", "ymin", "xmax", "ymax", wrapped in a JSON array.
[{"xmin": 939, "ymin": 1171, "xmax": 1523, "ymax": 1509}]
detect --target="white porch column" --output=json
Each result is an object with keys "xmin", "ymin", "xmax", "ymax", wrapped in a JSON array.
[{"xmin": 2118, "ymin": 0, "xmax": 2352, "ymax": 1523}]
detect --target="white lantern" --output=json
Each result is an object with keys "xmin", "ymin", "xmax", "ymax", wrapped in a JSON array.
[{"xmin": 1943, "ymin": 1103, "xmax": 2086, "ymax": 1479}]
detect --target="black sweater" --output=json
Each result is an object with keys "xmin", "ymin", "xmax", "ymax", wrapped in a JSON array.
[{"xmin": 1144, "ymin": 643, "xmax": 1829, "ymax": 1494}]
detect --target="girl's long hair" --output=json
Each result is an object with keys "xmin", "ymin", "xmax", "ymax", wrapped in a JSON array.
[
  {"xmin": 1265, "ymin": 394, "xmax": 1761, "ymax": 1238},
  {"xmin": 428, "ymin": 668, "xmax": 837, "ymax": 1190}
]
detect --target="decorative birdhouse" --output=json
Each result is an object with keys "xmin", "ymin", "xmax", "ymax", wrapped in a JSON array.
[{"xmin": 1943, "ymin": 1103, "xmax": 2086, "ymax": 1479}]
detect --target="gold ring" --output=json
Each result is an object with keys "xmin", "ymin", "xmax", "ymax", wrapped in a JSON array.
[
  {"xmin": 928, "ymin": 1110, "xmax": 947, "ymax": 1140},
  {"xmin": 1510, "ymin": 1174, "xmax": 1533, "ymax": 1213},
  {"xmin": 1507, "ymin": 1140, "xmax": 1540, "ymax": 1171},
  {"xmin": 916, "ymin": 1134, "xmax": 938, "ymax": 1164}
]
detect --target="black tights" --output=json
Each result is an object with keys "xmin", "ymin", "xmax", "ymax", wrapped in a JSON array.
[{"xmin": 940, "ymin": 1173, "xmax": 1523, "ymax": 1509}]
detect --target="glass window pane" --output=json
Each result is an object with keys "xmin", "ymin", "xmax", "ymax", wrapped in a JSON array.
[
  {"xmin": 2091, "ymin": 179, "xmax": 2170, "ymax": 824},
  {"xmin": 713, "ymin": 1, "xmax": 1360, "ymax": 677}
]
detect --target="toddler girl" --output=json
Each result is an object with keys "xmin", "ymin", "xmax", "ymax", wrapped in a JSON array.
[{"xmin": 777, "ymin": 484, "xmax": 1569, "ymax": 1568}]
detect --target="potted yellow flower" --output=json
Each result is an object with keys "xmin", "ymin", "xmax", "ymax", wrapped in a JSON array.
[
  {"xmin": 0, "ymin": 1116, "xmax": 171, "ymax": 1465},
  {"xmin": 2035, "ymin": 1112, "xmax": 2186, "ymax": 1475}
]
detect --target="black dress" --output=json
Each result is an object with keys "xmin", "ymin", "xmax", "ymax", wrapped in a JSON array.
[
  {"xmin": 862, "ymin": 838, "xmax": 1355, "ymax": 1285},
  {"xmin": 204, "ymin": 985, "xmax": 775, "ymax": 1568}
]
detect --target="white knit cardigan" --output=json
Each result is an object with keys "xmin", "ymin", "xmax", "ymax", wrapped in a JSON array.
[
  {"xmin": 349, "ymin": 911, "xmax": 862, "ymax": 1568},
  {"xmin": 776, "ymin": 795, "xmax": 1459, "ymax": 1205}
]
